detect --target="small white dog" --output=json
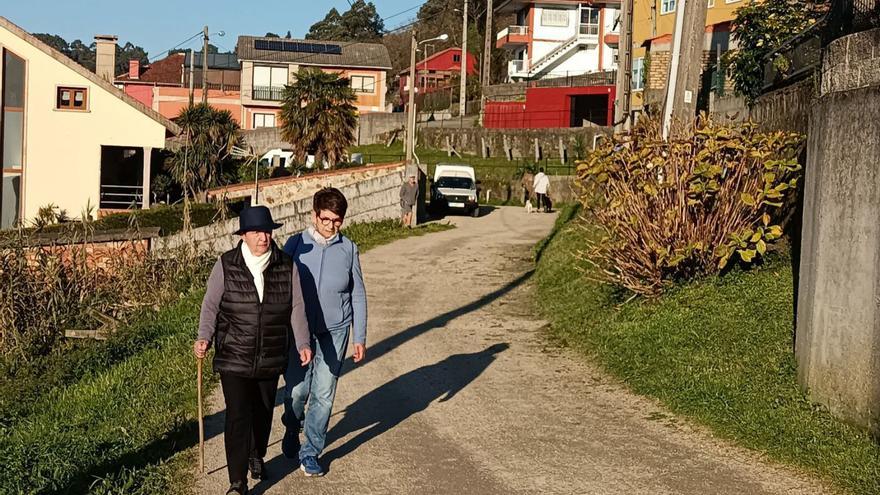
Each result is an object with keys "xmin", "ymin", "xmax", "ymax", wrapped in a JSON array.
[{"xmin": 525, "ymin": 199, "xmax": 534, "ymax": 214}]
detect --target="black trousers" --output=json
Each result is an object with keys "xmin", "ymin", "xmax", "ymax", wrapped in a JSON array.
[
  {"xmin": 536, "ymin": 193, "xmax": 552, "ymax": 212},
  {"xmin": 220, "ymin": 373, "xmax": 280, "ymax": 484}
]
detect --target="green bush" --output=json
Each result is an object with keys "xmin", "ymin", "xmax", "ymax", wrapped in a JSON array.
[
  {"xmin": 577, "ymin": 117, "xmax": 803, "ymax": 296},
  {"xmin": 534, "ymin": 209, "xmax": 880, "ymax": 495}
]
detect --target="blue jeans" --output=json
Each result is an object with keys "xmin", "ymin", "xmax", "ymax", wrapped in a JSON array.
[{"xmin": 283, "ymin": 327, "xmax": 349, "ymax": 460}]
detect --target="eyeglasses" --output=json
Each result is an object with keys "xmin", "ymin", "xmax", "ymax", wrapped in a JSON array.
[{"xmin": 318, "ymin": 215, "xmax": 343, "ymax": 227}]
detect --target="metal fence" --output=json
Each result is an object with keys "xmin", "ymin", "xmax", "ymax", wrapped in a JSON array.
[{"xmin": 826, "ymin": 0, "xmax": 880, "ymax": 43}]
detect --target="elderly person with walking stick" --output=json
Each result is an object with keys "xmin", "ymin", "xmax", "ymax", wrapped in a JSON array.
[
  {"xmin": 193, "ymin": 205, "xmax": 313, "ymax": 495},
  {"xmin": 281, "ymin": 187, "xmax": 368, "ymax": 477}
]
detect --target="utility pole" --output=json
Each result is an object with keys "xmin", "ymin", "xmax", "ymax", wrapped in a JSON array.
[
  {"xmin": 459, "ymin": 0, "xmax": 469, "ymax": 118},
  {"xmin": 188, "ymin": 48, "xmax": 195, "ymax": 106},
  {"xmin": 614, "ymin": 0, "xmax": 634, "ymax": 133},
  {"xmin": 406, "ymin": 29, "xmax": 418, "ymax": 171},
  {"xmin": 482, "ymin": 0, "xmax": 494, "ymax": 87},
  {"xmin": 201, "ymin": 25, "xmax": 209, "ymax": 105},
  {"xmin": 661, "ymin": 0, "xmax": 708, "ymax": 140}
]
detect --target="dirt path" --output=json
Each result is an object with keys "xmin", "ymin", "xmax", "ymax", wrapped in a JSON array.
[{"xmin": 196, "ymin": 206, "xmax": 832, "ymax": 495}]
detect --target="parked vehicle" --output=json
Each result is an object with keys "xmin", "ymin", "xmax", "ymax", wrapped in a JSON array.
[
  {"xmin": 430, "ymin": 164, "xmax": 480, "ymax": 217},
  {"xmin": 258, "ymin": 149, "xmax": 295, "ymax": 168}
]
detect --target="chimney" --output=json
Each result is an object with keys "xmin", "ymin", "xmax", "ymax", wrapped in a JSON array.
[
  {"xmin": 129, "ymin": 59, "xmax": 140, "ymax": 80},
  {"xmin": 94, "ymin": 34, "xmax": 118, "ymax": 82}
]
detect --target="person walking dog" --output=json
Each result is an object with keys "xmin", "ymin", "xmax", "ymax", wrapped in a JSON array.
[
  {"xmin": 193, "ymin": 205, "xmax": 313, "ymax": 495},
  {"xmin": 533, "ymin": 168, "xmax": 552, "ymax": 213},
  {"xmin": 282, "ymin": 187, "xmax": 368, "ymax": 477}
]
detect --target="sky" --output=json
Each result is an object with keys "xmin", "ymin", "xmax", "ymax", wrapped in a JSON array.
[{"xmin": 3, "ymin": 0, "xmax": 420, "ymax": 60}]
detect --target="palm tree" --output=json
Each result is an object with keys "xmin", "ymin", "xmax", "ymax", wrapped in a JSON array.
[
  {"xmin": 167, "ymin": 103, "xmax": 240, "ymax": 197},
  {"xmin": 279, "ymin": 68, "xmax": 358, "ymax": 168}
]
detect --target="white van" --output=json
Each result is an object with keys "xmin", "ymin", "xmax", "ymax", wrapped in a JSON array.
[
  {"xmin": 430, "ymin": 164, "xmax": 480, "ymax": 217},
  {"xmin": 258, "ymin": 149, "xmax": 295, "ymax": 169}
]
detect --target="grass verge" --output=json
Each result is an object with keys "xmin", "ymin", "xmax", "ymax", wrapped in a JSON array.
[
  {"xmin": 533, "ymin": 204, "xmax": 880, "ymax": 495},
  {"xmin": 0, "ymin": 217, "xmax": 454, "ymax": 494}
]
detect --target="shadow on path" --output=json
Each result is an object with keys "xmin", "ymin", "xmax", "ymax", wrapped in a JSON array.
[{"xmin": 250, "ymin": 344, "xmax": 509, "ymax": 493}]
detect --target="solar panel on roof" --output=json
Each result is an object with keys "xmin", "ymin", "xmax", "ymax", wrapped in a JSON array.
[{"xmin": 252, "ymin": 39, "xmax": 343, "ymax": 55}]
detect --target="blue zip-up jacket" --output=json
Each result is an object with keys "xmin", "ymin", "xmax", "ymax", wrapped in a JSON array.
[{"xmin": 283, "ymin": 229, "xmax": 367, "ymax": 345}]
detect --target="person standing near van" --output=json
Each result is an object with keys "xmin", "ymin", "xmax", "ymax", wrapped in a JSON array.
[
  {"xmin": 399, "ymin": 174, "xmax": 418, "ymax": 227},
  {"xmin": 281, "ymin": 187, "xmax": 368, "ymax": 477}
]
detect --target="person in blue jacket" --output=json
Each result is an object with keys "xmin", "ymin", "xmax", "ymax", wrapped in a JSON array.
[{"xmin": 281, "ymin": 187, "xmax": 367, "ymax": 477}]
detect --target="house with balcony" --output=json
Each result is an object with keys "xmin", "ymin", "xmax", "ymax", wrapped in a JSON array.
[
  {"xmin": 398, "ymin": 47, "xmax": 478, "ymax": 102},
  {"xmin": 495, "ymin": 0, "xmax": 621, "ymax": 82},
  {"xmin": 115, "ymin": 51, "xmax": 243, "ymax": 123},
  {"xmin": 628, "ymin": 0, "xmax": 743, "ymax": 114},
  {"xmin": 0, "ymin": 17, "xmax": 178, "ymax": 229},
  {"xmin": 236, "ymin": 35, "xmax": 392, "ymax": 130}
]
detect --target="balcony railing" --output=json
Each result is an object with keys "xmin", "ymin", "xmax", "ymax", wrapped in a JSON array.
[
  {"xmin": 253, "ymin": 85, "xmax": 285, "ymax": 101},
  {"xmin": 509, "ymin": 59, "xmax": 528, "ymax": 74},
  {"xmin": 497, "ymin": 25, "xmax": 529, "ymax": 42},
  {"xmin": 100, "ymin": 184, "xmax": 143, "ymax": 209},
  {"xmin": 579, "ymin": 23, "xmax": 600, "ymax": 36}
]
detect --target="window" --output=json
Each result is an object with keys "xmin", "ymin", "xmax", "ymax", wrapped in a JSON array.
[
  {"xmin": 253, "ymin": 113, "xmax": 276, "ymax": 128},
  {"xmin": 708, "ymin": 0, "xmax": 715, "ymax": 7},
  {"xmin": 253, "ymin": 66, "xmax": 288, "ymax": 101},
  {"xmin": 453, "ymin": 54, "xmax": 461, "ymax": 62},
  {"xmin": 350, "ymin": 75, "xmax": 376, "ymax": 94},
  {"xmin": 56, "ymin": 87, "xmax": 88, "ymax": 111},
  {"xmin": 632, "ymin": 57, "xmax": 645, "ymax": 91},
  {"xmin": 2, "ymin": 49, "xmax": 25, "ymax": 229},
  {"xmin": 725, "ymin": 0, "xmax": 741, "ymax": 3},
  {"xmin": 579, "ymin": 6, "xmax": 600, "ymax": 36},
  {"xmin": 541, "ymin": 8, "xmax": 569, "ymax": 27},
  {"xmin": 661, "ymin": 0, "xmax": 676, "ymax": 14}
]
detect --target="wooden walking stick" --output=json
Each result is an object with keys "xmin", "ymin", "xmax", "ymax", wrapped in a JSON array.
[{"xmin": 197, "ymin": 356, "xmax": 205, "ymax": 473}]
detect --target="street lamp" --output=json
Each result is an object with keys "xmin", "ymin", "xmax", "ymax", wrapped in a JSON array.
[{"xmin": 406, "ymin": 33, "xmax": 448, "ymax": 169}]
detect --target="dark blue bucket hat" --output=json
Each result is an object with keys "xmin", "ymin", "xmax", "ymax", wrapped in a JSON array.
[{"xmin": 233, "ymin": 205, "xmax": 283, "ymax": 235}]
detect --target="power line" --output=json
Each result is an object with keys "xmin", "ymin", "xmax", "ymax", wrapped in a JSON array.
[{"xmin": 148, "ymin": 31, "xmax": 205, "ymax": 62}]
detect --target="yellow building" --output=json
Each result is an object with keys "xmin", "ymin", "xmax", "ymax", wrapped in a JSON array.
[
  {"xmin": 630, "ymin": 0, "xmax": 746, "ymax": 111},
  {"xmin": 0, "ymin": 17, "xmax": 178, "ymax": 228}
]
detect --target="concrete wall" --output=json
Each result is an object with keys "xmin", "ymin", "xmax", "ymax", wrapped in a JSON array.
[
  {"xmin": 356, "ymin": 112, "xmax": 406, "ymax": 145},
  {"xmin": 206, "ymin": 163, "xmax": 405, "ymax": 206},
  {"xmin": 710, "ymin": 79, "xmax": 814, "ymax": 135},
  {"xmin": 480, "ymin": 175, "xmax": 579, "ymax": 204},
  {"xmin": 157, "ymin": 163, "xmax": 405, "ymax": 254},
  {"xmin": 420, "ymin": 127, "xmax": 610, "ymax": 161},
  {"xmin": 796, "ymin": 27, "xmax": 880, "ymax": 433}
]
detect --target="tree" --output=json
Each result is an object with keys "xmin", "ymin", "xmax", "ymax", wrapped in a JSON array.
[
  {"xmin": 265, "ymin": 32, "xmax": 280, "ymax": 38},
  {"xmin": 167, "ymin": 103, "xmax": 240, "ymax": 196},
  {"xmin": 728, "ymin": 0, "xmax": 828, "ymax": 102},
  {"xmin": 279, "ymin": 68, "xmax": 358, "ymax": 168},
  {"xmin": 306, "ymin": 1, "xmax": 384, "ymax": 42},
  {"xmin": 32, "ymin": 33, "xmax": 148, "ymax": 76},
  {"xmin": 285, "ymin": 30, "xmax": 293, "ymax": 39}
]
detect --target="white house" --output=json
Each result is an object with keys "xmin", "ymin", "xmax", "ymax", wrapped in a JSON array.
[
  {"xmin": 495, "ymin": 0, "xmax": 621, "ymax": 81},
  {"xmin": 0, "ymin": 16, "xmax": 178, "ymax": 229}
]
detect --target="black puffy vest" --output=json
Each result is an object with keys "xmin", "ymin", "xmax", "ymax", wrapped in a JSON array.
[{"xmin": 213, "ymin": 241, "xmax": 294, "ymax": 378}]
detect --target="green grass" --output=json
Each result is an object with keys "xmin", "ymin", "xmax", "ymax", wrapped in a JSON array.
[
  {"xmin": 352, "ymin": 142, "xmax": 577, "ymax": 181},
  {"xmin": 0, "ymin": 217, "xmax": 453, "ymax": 494},
  {"xmin": 533, "ymin": 205, "xmax": 880, "ymax": 494}
]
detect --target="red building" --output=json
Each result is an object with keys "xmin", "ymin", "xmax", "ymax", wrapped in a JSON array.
[
  {"xmin": 483, "ymin": 71, "xmax": 616, "ymax": 129},
  {"xmin": 399, "ymin": 47, "xmax": 478, "ymax": 101}
]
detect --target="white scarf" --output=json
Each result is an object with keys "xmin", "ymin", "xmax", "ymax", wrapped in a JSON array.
[
  {"xmin": 308, "ymin": 226, "xmax": 338, "ymax": 246},
  {"xmin": 241, "ymin": 242, "xmax": 272, "ymax": 302}
]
